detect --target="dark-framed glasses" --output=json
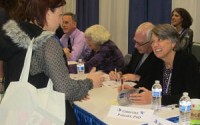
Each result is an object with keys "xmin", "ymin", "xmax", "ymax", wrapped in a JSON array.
[{"xmin": 135, "ymin": 41, "xmax": 150, "ymax": 46}]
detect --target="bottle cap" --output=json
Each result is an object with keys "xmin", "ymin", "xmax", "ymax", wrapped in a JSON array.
[
  {"xmin": 78, "ymin": 59, "xmax": 82, "ymax": 62},
  {"xmin": 183, "ymin": 92, "xmax": 188, "ymax": 96},
  {"xmin": 155, "ymin": 80, "xmax": 160, "ymax": 84}
]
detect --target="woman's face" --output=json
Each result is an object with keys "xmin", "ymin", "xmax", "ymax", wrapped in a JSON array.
[
  {"xmin": 171, "ymin": 11, "xmax": 183, "ymax": 27},
  {"xmin": 151, "ymin": 34, "xmax": 176, "ymax": 60},
  {"xmin": 44, "ymin": 6, "xmax": 64, "ymax": 32},
  {"xmin": 85, "ymin": 36, "xmax": 99, "ymax": 52}
]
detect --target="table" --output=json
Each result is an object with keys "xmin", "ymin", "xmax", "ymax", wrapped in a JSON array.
[{"xmin": 71, "ymin": 74, "xmax": 179, "ymax": 125}]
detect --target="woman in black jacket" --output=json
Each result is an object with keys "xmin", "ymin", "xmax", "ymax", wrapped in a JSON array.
[{"xmin": 120, "ymin": 24, "xmax": 200, "ymax": 105}]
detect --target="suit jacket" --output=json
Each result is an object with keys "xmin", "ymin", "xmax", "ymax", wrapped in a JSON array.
[{"xmin": 122, "ymin": 49, "xmax": 160, "ymax": 87}]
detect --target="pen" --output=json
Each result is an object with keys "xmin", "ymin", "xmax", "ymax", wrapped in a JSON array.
[
  {"xmin": 115, "ymin": 68, "xmax": 117, "ymax": 82},
  {"xmin": 121, "ymin": 78, "xmax": 124, "ymax": 90}
]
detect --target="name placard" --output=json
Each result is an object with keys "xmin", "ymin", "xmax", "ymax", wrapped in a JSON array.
[
  {"xmin": 107, "ymin": 105, "xmax": 154, "ymax": 122},
  {"xmin": 148, "ymin": 115, "xmax": 179, "ymax": 125}
]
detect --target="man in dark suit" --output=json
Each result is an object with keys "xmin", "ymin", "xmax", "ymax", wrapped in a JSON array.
[{"xmin": 109, "ymin": 22, "xmax": 160, "ymax": 88}]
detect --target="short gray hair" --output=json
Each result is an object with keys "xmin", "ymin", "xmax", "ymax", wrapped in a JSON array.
[
  {"xmin": 136, "ymin": 22, "xmax": 154, "ymax": 42},
  {"xmin": 84, "ymin": 24, "xmax": 111, "ymax": 45},
  {"xmin": 151, "ymin": 24, "xmax": 179, "ymax": 43},
  {"xmin": 151, "ymin": 24, "xmax": 180, "ymax": 50}
]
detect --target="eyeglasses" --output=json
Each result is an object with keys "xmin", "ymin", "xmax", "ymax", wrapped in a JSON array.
[{"xmin": 135, "ymin": 41, "xmax": 150, "ymax": 46}]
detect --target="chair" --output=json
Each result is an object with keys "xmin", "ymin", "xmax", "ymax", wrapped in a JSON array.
[
  {"xmin": 192, "ymin": 43, "xmax": 200, "ymax": 72},
  {"xmin": 124, "ymin": 54, "xmax": 132, "ymax": 66}
]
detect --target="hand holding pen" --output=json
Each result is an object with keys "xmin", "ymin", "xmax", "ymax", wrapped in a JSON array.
[
  {"xmin": 109, "ymin": 69, "xmax": 122, "ymax": 81},
  {"xmin": 109, "ymin": 69, "xmax": 118, "ymax": 80},
  {"xmin": 121, "ymin": 78, "xmax": 124, "ymax": 90},
  {"xmin": 115, "ymin": 68, "xmax": 118, "ymax": 82}
]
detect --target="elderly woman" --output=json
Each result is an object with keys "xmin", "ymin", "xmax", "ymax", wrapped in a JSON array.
[
  {"xmin": 171, "ymin": 8, "xmax": 193, "ymax": 53},
  {"xmin": 83, "ymin": 24, "xmax": 125, "ymax": 73},
  {"xmin": 121, "ymin": 24, "xmax": 200, "ymax": 105}
]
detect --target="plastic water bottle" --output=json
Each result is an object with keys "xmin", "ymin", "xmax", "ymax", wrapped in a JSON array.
[
  {"xmin": 151, "ymin": 80, "xmax": 162, "ymax": 112},
  {"xmin": 179, "ymin": 92, "xmax": 191, "ymax": 125},
  {"xmin": 77, "ymin": 59, "xmax": 85, "ymax": 78}
]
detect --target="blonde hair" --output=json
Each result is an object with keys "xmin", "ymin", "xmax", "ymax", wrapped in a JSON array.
[{"xmin": 84, "ymin": 24, "xmax": 111, "ymax": 45}]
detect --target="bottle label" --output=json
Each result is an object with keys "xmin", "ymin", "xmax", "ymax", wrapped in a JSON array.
[
  {"xmin": 77, "ymin": 64, "xmax": 85, "ymax": 72},
  {"xmin": 152, "ymin": 91, "xmax": 162, "ymax": 97},
  {"xmin": 77, "ymin": 66, "xmax": 84, "ymax": 71},
  {"xmin": 179, "ymin": 105, "xmax": 191, "ymax": 112},
  {"xmin": 152, "ymin": 88, "xmax": 162, "ymax": 97},
  {"xmin": 179, "ymin": 101, "xmax": 191, "ymax": 112}
]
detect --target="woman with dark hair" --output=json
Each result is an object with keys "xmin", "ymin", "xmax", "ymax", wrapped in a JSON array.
[
  {"xmin": 171, "ymin": 8, "xmax": 193, "ymax": 53},
  {"xmin": 0, "ymin": 0, "xmax": 104, "ymax": 124}
]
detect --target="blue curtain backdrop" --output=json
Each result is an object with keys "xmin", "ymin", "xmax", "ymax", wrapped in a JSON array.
[
  {"xmin": 76, "ymin": 0, "xmax": 99, "ymax": 31},
  {"xmin": 128, "ymin": 0, "xmax": 172, "ymax": 53},
  {"xmin": 76, "ymin": 0, "xmax": 172, "ymax": 53}
]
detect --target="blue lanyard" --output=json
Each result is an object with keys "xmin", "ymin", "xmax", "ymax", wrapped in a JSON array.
[
  {"xmin": 163, "ymin": 67, "xmax": 173, "ymax": 95},
  {"xmin": 165, "ymin": 72, "xmax": 172, "ymax": 94}
]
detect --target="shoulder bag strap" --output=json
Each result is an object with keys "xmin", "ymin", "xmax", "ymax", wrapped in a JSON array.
[{"xmin": 19, "ymin": 38, "xmax": 34, "ymax": 82}]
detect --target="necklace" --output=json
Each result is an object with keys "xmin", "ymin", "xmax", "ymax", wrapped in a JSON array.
[{"xmin": 163, "ymin": 66, "xmax": 173, "ymax": 95}]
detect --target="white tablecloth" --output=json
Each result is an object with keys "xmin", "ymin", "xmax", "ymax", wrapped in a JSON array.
[{"xmin": 72, "ymin": 74, "xmax": 179, "ymax": 125}]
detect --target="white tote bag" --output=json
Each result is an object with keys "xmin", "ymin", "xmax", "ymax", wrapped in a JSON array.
[{"xmin": 0, "ymin": 38, "xmax": 66, "ymax": 125}]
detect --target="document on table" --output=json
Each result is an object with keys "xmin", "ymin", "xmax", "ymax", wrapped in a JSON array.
[
  {"xmin": 70, "ymin": 73, "xmax": 136, "ymax": 87},
  {"xmin": 102, "ymin": 74, "xmax": 136, "ymax": 88}
]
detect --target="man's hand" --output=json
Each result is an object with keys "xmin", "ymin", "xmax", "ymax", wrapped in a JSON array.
[
  {"xmin": 63, "ymin": 48, "xmax": 72, "ymax": 59},
  {"xmin": 122, "ymin": 74, "xmax": 141, "ymax": 82}
]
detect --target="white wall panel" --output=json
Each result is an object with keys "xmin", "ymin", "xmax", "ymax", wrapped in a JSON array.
[
  {"xmin": 172, "ymin": 0, "xmax": 200, "ymax": 44},
  {"xmin": 99, "ymin": 0, "xmax": 129, "ymax": 55},
  {"xmin": 64, "ymin": 0, "xmax": 76, "ymax": 13}
]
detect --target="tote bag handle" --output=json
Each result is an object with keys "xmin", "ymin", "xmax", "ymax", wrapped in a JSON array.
[{"xmin": 19, "ymin": 38, "xmax": 34, "ymax": 83}]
